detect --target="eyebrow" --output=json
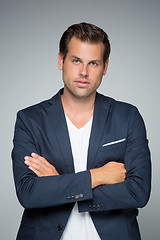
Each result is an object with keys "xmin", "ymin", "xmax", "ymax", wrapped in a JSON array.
[
  {"xmin": 71, "ymin": 56, "xmax": 81, "ymax": 60},
  {"xmin": 71, "ymin": 56, "xmax": 102, "ymax": 64}
]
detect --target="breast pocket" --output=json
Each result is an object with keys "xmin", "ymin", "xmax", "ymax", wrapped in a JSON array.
[
  {"xmin": 96, "ymin": 139, "xmax": 126, "ymax": 167},
  {"xmin": 101, "ymin": 138, "xmax": 126, "ymax": 150}
]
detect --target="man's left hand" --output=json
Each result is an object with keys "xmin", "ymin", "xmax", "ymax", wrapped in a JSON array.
[{"xmin": 24, "ymin": 153, "xmax": 59, "ymax": 177}]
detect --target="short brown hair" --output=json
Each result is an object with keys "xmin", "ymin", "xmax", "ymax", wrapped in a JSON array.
[{"xmin": 59, "ymin": 22, "xmax": 111, "ymax": 64}]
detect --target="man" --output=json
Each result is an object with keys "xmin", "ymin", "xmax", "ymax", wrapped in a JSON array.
[{"xmin": 12, "ymin": 23, "xmax": 151, "ymax": 240}]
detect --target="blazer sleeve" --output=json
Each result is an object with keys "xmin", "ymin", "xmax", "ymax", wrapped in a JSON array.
[
  {"xmin": 78, "ymin": 106, "xmax": 151, "ymax": 213},
  {"xmin": 12, "ymin": 111, "xmax": 93, "ymax": 209}
]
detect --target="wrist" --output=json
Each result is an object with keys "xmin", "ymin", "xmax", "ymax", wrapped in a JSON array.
[{"xmin": 90, "ymin": 168, "xmax": 102, "ymax": 189}]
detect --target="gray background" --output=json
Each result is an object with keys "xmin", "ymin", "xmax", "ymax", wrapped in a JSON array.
[{"xmin": 0, "ymin": 0, "xmax": 159, "ymax": 239}]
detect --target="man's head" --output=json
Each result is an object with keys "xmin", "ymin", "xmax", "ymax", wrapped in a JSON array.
[
  {"xmin": 59, "ymin": 22, "xmax": 111, "ymax": 65},
  {"xmin": 58, "ymin": 23, "xmax": 110, "ymax": 100}
]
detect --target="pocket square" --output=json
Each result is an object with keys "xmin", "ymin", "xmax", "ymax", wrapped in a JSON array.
[{"xmin": 102, "ymin": 138, "xmax": 126, "ymax": 147}]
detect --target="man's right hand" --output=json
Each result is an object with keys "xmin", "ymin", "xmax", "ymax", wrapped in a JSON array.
[{"xmin": 90, "ymin": 161, "xmax": 126, "ymax": 189}]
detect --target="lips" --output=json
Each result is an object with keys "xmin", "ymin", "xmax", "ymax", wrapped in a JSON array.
[{"xmin": 75, "ymin": 80, "xmax": 90, "ymax": 87}]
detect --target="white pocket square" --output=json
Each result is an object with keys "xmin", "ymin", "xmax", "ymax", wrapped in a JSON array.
[{"xmin": 102, "ymin": 138, "xmax": 126, "ymax": 147}]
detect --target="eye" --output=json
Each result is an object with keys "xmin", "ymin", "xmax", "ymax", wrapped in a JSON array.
[
  {"xmin": 73, "ymin": 59, "xmax": 80, "ymax": 64},
  {"xmin": 90, "ymin": 62, "xmax": 98, "ymax": 66}
]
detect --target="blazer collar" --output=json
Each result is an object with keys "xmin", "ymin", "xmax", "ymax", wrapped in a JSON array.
[{"xmin": 45, "ymin": 89, "xmax": 112, "ymax": 172}]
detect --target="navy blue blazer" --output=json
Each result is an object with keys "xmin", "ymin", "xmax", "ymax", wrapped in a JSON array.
[{"xmin": 12, "ymin": 89, "xmax": 151, "ymax": 240}]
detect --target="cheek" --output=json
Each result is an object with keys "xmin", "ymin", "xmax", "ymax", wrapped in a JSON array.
[
  {"xmin": 64, "ymin": 64, "xmax": 78, "ymax": 77},
  {"xmin": 91, "ymin": 69, "xmax": 104, "ymax": 81}
]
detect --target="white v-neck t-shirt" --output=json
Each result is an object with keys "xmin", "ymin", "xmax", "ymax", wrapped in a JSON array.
[{"xmin": 60, "ymin": 115, "xmax": 101, "ymax": 240}]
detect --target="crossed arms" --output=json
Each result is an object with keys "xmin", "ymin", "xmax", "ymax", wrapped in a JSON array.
[
  {"xmin": 24, "ymin": 153, "xmax": 126, "ymax": 188},
  {"xmin": 12, "ymin": 106, "xmax": 151, "ymax": 211}
]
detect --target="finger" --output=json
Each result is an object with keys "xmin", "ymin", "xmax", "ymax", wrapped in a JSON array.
[
  {"xmin": 24, "ymin": 156, "xmax": 32, "ymax": 166},
  {"xmin": 25, "ymin": 156, "xmax": 42, "ymax": 165},
  {"xmin": 31, "ymin": 153, "xmax": 50, "ymax": 166},
  {"xmin": 31, "ymin": 153, "xmax": 45, "ymax": 163},
  {"xmin": 28, "ymin": 166, "xmax": 42, "ymax": 177},
  {"xmin": 24, "ymin": 156, "xmax": 47, "ymax": 167},
  {"xmin": 116, "ymin": 162, "xmax": 125, "ymax": 167},
  {"xmin": 25, "ymin": 157, "xmax": 57, "ymax": 176},
  {"xmin": 31, "ymin": 153, "xmax": 46, "ymax": 162},
  {"xmin": 31, "ymin": 152, "xmax": 40, "ymax": 158},
  {"xmin": 116, "ymin": 162, "xmax": 125, "ymax": 169},
  {"xmin": 29, "ymin": 163, "xmax": 58, "ymax": 177},
  {"xmin": 24, "ymin": 155, "xmax": 59, "ymax": 176},
  {"xmin": 24, "ymin": 158, "xmax": 47, "ymax": 174}
]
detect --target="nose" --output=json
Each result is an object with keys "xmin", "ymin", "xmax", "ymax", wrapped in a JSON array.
[{"xmin": 80, "ymin": 64, "xmax": 88, "ymax": 78}]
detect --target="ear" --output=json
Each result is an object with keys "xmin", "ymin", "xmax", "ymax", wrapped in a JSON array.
[
  {"xmin": 58, "ymin": 52, "xmax": 64, "ymax": 70},
  {"xmin": 103, "ymin": 58, "xmax": 109, "ymax": 76}
]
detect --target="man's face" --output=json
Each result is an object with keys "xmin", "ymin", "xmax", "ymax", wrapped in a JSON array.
[{"xmin": 58, "ymin": 37, "xmax": 108, "ymax": 100}]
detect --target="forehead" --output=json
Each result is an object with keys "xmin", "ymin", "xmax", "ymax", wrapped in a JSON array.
[{"xmin": 67, "ymin": 37, "xmax": 104, "ymax": 60}]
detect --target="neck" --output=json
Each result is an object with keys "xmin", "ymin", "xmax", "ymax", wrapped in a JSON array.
[
  {"xmin": 61, "ymin": 88, "xmax": 96, "ymax": 114},
  {"xmin": 61, "ymin": 88, "xmax": 96, "ymax": 128}
]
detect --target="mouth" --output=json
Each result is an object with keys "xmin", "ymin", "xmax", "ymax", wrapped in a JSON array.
[{"xmin": 74, "ymin": 80, "xmax": 90, "ymax": 87}]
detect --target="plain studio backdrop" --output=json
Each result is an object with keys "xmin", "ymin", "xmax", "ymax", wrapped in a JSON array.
[{"xmin": 0, "ymin": 0, "xmax": 159, "ymax": 239}]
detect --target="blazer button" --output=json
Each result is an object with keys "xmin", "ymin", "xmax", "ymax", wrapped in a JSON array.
[
  {"xmin": 67, "ymin": 196, "xmax": 71, "ymax": 201},
  {"xmin": 79, "ymin": 193, "xmax": 83, "ymax": 198},
  {"xmin": 88, "ymin": 204, "xmax": 92, "ymax": 209},
  {"xmin": 57, "ymin": 225, "xmax": 63, "ymax": 231},
  {"xmin": 75, "ymin": 194, "xmax": 79, "ymax": 200}
]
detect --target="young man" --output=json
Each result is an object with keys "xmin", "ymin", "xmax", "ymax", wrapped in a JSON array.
[{"xmin": 12, "ymin": 23, "xmax": 151, "ymax": 240}]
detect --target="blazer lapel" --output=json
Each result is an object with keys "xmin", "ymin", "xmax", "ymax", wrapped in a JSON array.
[
  {"xmin": 45, "ymin": 90, "xmax": 75, "ymax": 174},
  {"xmin": 87, "ymin": 93, "xmax": 112, "ymax": 169}
]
